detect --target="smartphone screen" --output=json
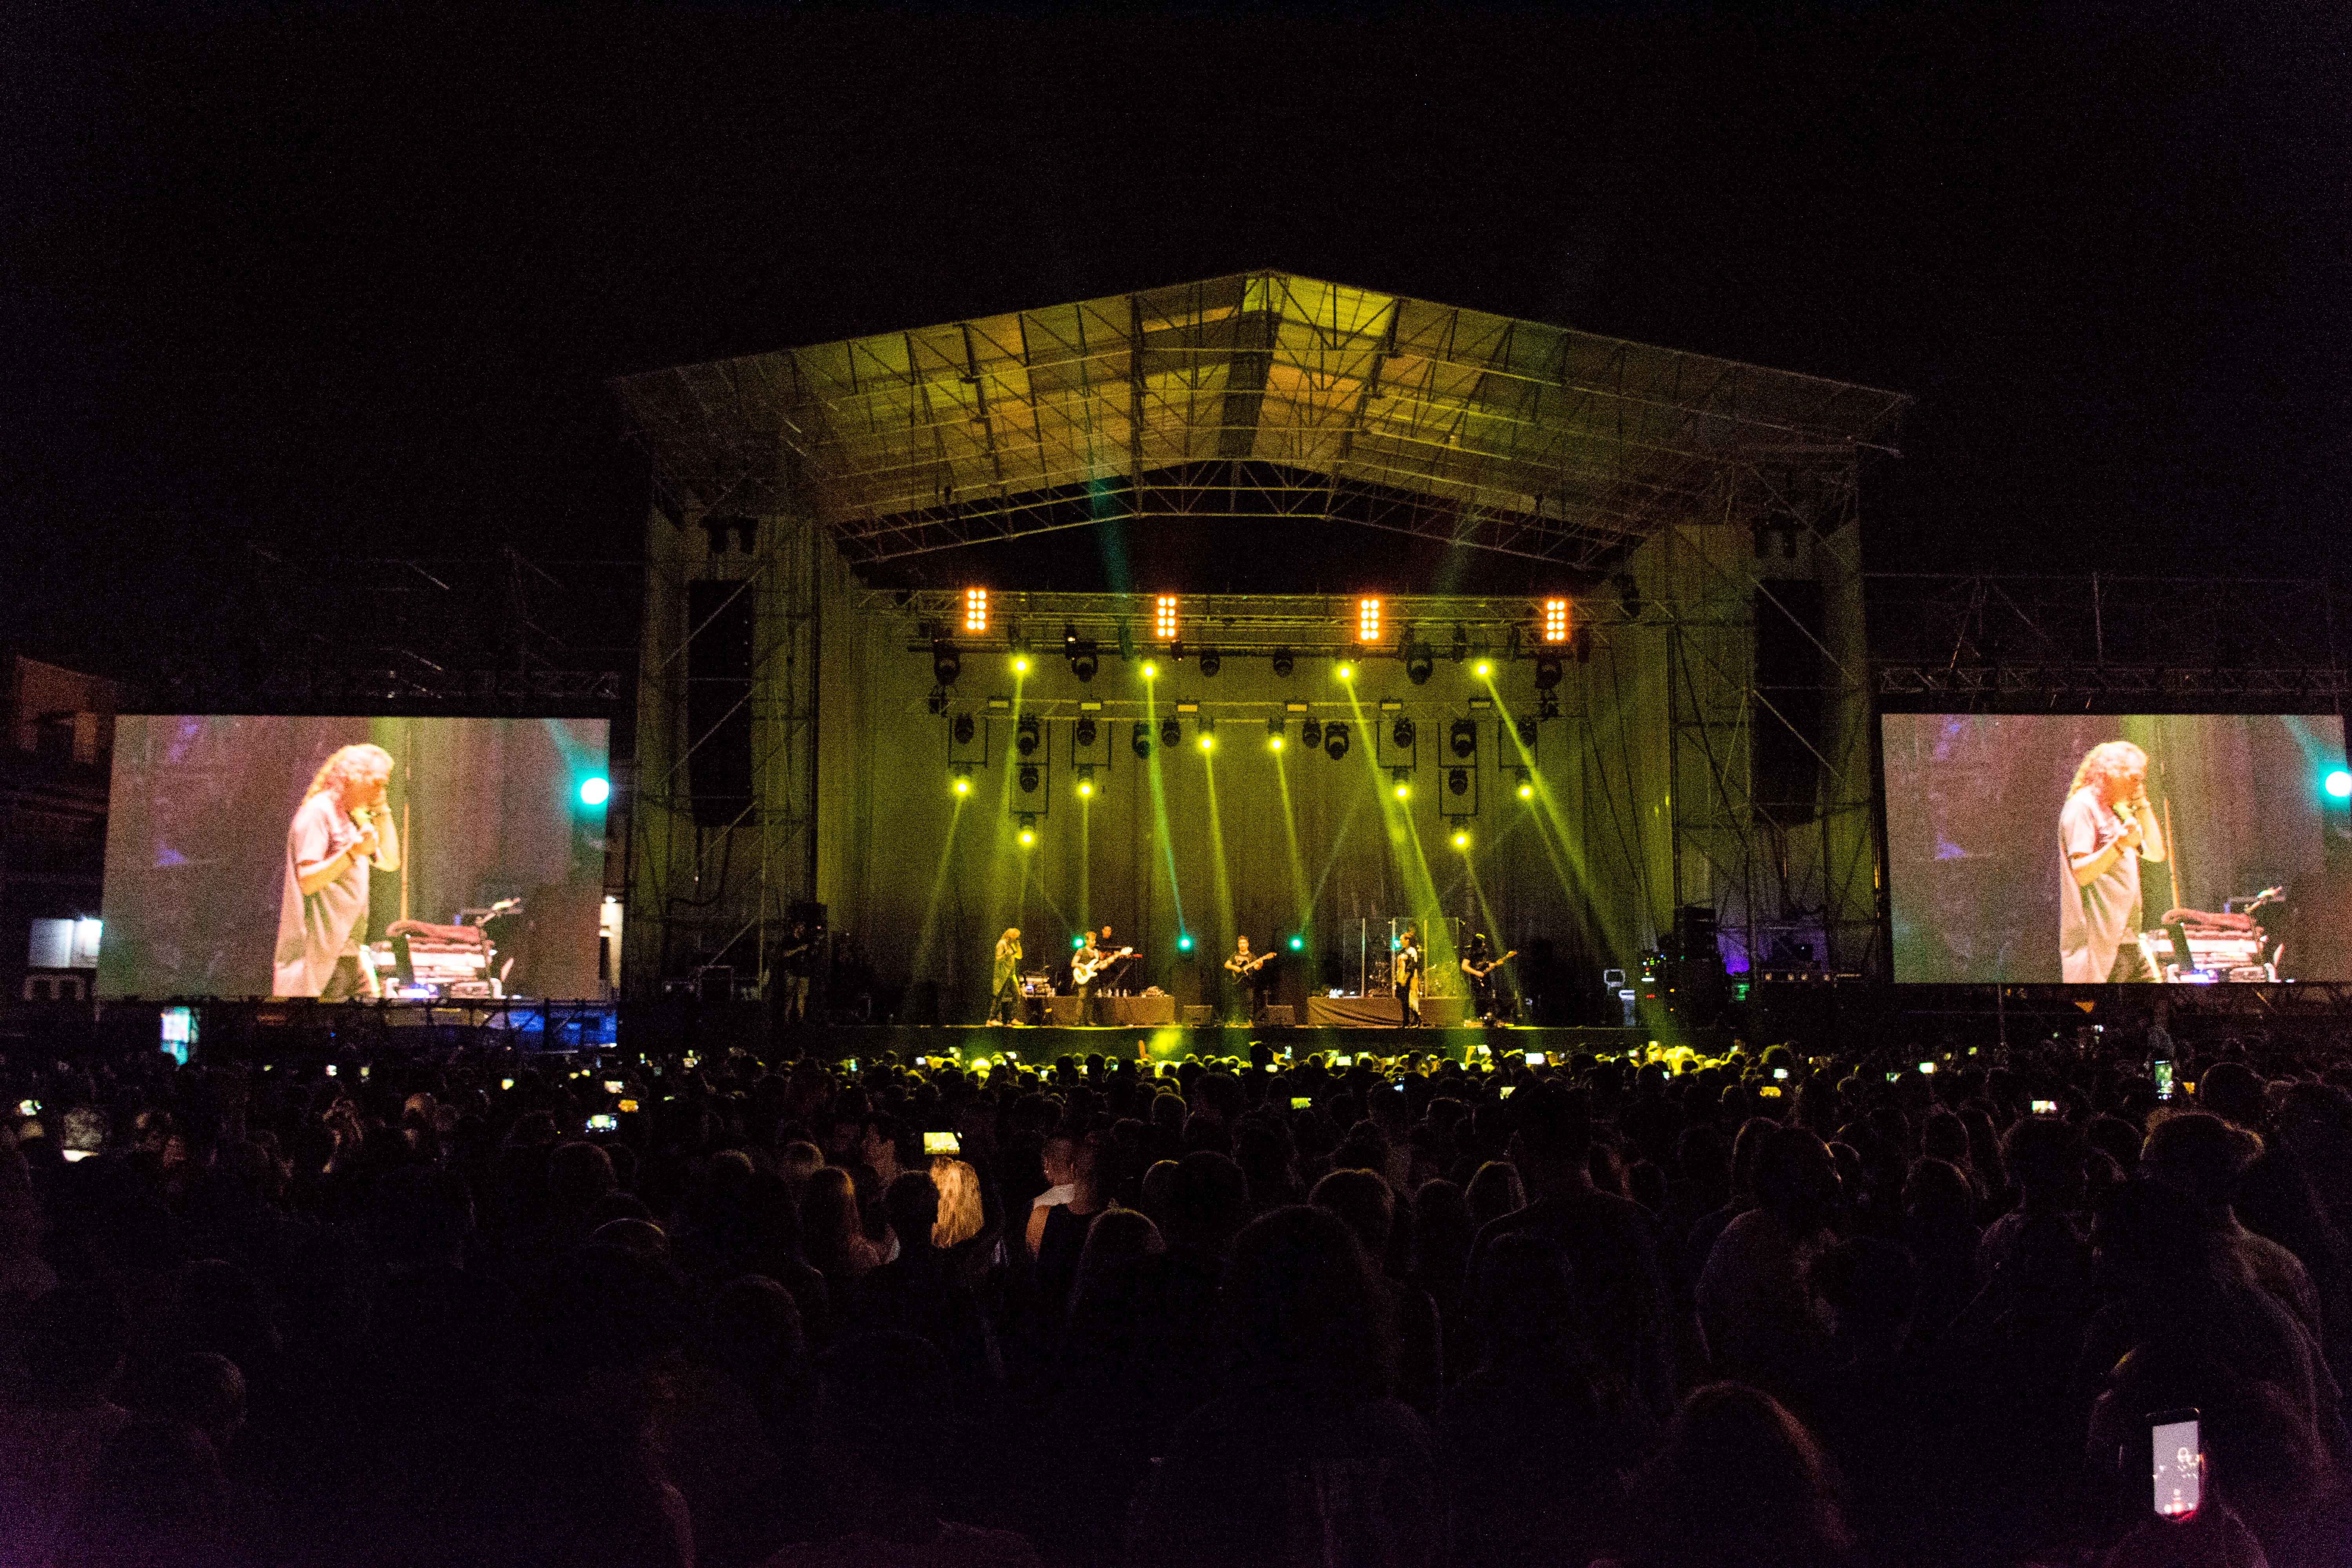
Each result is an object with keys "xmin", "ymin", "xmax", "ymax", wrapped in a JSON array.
[
  {"xmin": 922, "ymin": 1131, "xmax": 960, "ymax": 1156},
  {"xmin": 1772, "ymin": 1067, "xmax": 1789, "ymax": 1081},
  {"xmin": 2151, "ymin": 1411, "xmax": 2201, "ymax": 1519},
  {"xmin": 1498, "ymin": 1085, "xmax": 1515, "ymax": 1099},
  {"xmin": 2031, "ymin": 1098, "xmax": 2058, "ymax": 1115},
  {"xmin": 1524, "ymin": 1051, "xmax": 1544, "ymax": 1067},
  {"xmin": 1332, "ymin": 1054, "xmax": 1352, "ymax": 1068},
  {"xmin": 603, "ymin": 1079, "xmax": 624, "ymax": 1094},
  {"xmin": 1289, "ymin": 1096, "xmax": 1312, "ymax": 1111},
  {"xmin": 325, "ymin": 1065, "xmax": 337, "ymax": 1077},
  {"xmin": 2153, "ymin": 1060, "xmax": 2176, "ymax": 1100},
  {"xmin": 586, "ymin": 1114, "xmax": 618, "ymax": 1132}
]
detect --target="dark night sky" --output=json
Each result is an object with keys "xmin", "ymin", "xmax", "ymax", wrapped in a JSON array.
[{"xmin": 5, "ymin": 2, "xmax": 2347, "ymax": 677}]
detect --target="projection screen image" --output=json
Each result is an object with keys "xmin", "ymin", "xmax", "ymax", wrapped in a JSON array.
[
  {"xmin": 99, "ymin": 716, "xmax": 609, "ymax": 1000},
  {"xmin": 1883, "ymin": 713, "xmax": 2350, "ymax": 984}
]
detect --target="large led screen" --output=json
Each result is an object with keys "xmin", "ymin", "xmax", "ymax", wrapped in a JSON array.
[
  {"xmin": 99, "ymin": 716, "xmax": 609, "ymax": 999},
  {"xmin": 1883, "ymin": 714, "xmax": 2350, "ymax": 984}
]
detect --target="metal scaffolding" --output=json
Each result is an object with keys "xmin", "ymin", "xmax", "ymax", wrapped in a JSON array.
[
  {"xmin": 612, "ymin": 270, "xmax": 1908, "ymax": 572},
  {"xmin": 610, "ymin": 273, "xmax": 1909, "ymax": 992}
]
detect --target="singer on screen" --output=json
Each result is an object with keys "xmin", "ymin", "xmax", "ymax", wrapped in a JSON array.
[
  {"xmin": 274, "ymin": 743, "xmax": 401, "ymax": 999},
  {"xmin": 2059, "ymin": 739, "xmax": 2166, "ymax": 983}
]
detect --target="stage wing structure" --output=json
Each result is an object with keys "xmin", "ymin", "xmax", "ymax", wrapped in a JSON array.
[{"xmin": 611, "ymin": 272, "xmax": 1910, "ymax": 1002}]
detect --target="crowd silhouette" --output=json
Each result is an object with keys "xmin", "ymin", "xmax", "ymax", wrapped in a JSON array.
[{"xmin": 2, "ymin": 1024, "xmax": 2350, "ymax": 1566}]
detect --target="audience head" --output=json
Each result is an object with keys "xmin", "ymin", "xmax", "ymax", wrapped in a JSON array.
[
  {"xmin": 1630, "ymin": 1382, "xmax": 1853, "ymax": 1568},
  {"xmin": 882, "ymin": 1170, "xmax": 941, "ymax": 1255},
  {"xmin": 2140, "ymin": 1112, "xmax": 2261, "ymax": 1214},
  {"xmin": 1221, "ymin": 1205, "xmax": 1394, "ymax": 1398},
  {"xmin": 1310, "ymin": 1167, "xmax": 1397, "ymax": 1261}
]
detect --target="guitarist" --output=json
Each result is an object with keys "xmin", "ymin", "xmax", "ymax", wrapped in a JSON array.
[
  {"xmin": 1460, "ymin": 931, "xmax": 1517, "ymax": 1025},
  {"xmin": 1224, "ymin": 936, "xmax": 1276, "ymax": 1023},
  {"xmin": 1073, "ymin": 926, "xmax": 1134, "ymax": 1025}
]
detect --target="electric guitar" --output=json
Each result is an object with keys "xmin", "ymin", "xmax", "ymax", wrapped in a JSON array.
[
  {"xmin": 1226, "ymin": 950, "xmax": 1276, "ymax": 977},
  {"xmin": 1071, "ymin": 947, "xmax": 1134, "ymax": 985},
  {"xmin": 1461, "ymin": 949, "xmax": 1518, "ymax": 980}
]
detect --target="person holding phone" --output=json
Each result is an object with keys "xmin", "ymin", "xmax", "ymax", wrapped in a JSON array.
[
  {"xmin": 274, "ymin": 742, "xmax": 400, "ymax": 999},
  {"xmin": 2059, "ymin": 740, "xmax": 2165, "ymax": 983}
]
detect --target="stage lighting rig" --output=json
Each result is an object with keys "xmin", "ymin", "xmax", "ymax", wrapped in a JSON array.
[
  {"xmin": 1323, "ymin": 722, "xmax": 1350, "ymax": 761},
  {"xmin": 1016, "ymin": 813, "xmax": 1036, "ymax": 847},
  {"xmin": 1356, "ymin": 597, "xmax": 1383, "ymax": 643},
  {"xmin": 926, "ymin": 688, "xmax": 951, "ymax": 716},
  {"xmin": 1154, "ymin": 594, "xmax": 1180, "ymax": 643},
  {"xmin": 1452, "ymin": 829, "xmax": 1471, "ymax": 851},
  {"xmin": 949, "ymin": 766, "xmax": 973, "ymax": 796},
  {"xmin": 1271, "ymin": 648, "xmax": 1294, "ymax": 678},
  {"xmin": 1534, "ymin": 655, "xmax": 1563, "ymax": 690},
  {"xmin": 1300, "ymin": 717, "xmax": 1323, "ymax": 750},
  {"xmin": 1067, "ymin": 636, "xmax": 1099, "ymax": 683},
  {"xmin": 1199, "ymin": 648, "xmax": 1221, "ymax": 677},
  {"xmin": 952, "ymin": 714, "xmax": 976, "ymax": 746},
  {"xmin": 1516, "ymin": 717, "xmax": 1539, "ymax": 748},
  {"xmin": 1018, "ymin": 764, "xmax": 1040, "ymax": 794},
  {"xmin": 1541, "ymin": 597, "xmax": 1572, "ymax": 643},
  {"xmin": 1015, "ymin": 717, "xmax": 1040, "ymax": 757},
  {"xmin": 1159, "ymin": 717, "xmax": 1181, "ymax": 750},
  {"xmin": 1404, "ymin": 642, "xmax": 1434, "ymax": 685},
  {"xmin": 1390, "ymin": 716, "xmax": 1416, "ymax": 751},
  {"xmin": 1197, "ymin": 719, "xmax": 1216, "ymax": 751},
  {"xmin": 933, "ymin": 643, "xmax": 961, "ymax": 686},
  {"xmin": 1511, "ymin": 767, "xmax": 1534, "ymax": 799},
  {"xmin": 1131, "ymin": 722, "xmax": 1152, "ymax": 759},
  {"xmin": 1391, "ymin": 768, "xmax": 1412, "ymax": 800},
  {"xmin": 1447, "ymin": 767, "xmax": 1470, "ymax": 797},
  {"xmin": 962, "ymin": 587, "xmax": 989, "ymax": 635},
  {"xmin": 1074, "ymin": 716, "xmax": 1097, "ymax": 748},
  {"xmin": 1449, "ymin": 719, "xmax": 1477, "ymax": 760},
  {"xmin": 1266, "ymin": 717, "xmax": 1285, "ymax": 751}
]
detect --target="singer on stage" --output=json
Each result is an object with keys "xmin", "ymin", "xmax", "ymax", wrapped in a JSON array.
[
  {"xmin": 2059, "ymin": 740, "xmax": 2165, "ymax": 983},
  {"xmin": 275, "ymin": 743, "xmax": 401, "ymax": 999}
]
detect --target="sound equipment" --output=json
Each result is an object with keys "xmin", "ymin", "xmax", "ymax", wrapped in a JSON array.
[
  {"xmin": 686, "ymin": 578, "xmax": 756, "ymax": 828},
  {"xmin": 1182, "ymin": 1005, "xmax": 1216, "ymax": 1026},
  {"xmin": 1259, "ymin": 1005, "xmax": 1294, "ymax": 1027}
]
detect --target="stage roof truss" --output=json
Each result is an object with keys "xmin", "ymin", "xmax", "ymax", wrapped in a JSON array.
[{"xmin": 614, "ymin": 271, "xmax": 1909, "ymax": 570}]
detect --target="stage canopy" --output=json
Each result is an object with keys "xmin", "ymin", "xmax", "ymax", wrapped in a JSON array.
[{"xmin": 612, "ymin": 270, "xmax": 1909, "ymax": 573}]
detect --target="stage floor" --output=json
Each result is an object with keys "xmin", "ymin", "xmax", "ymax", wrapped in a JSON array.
[{"xmin": 813, "ymin": 1022, "xmax": 1654, "ymax": 1063}]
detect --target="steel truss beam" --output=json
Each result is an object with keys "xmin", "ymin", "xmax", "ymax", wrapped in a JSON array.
[{"xmin": 613, "ymin": 270, "xmax": 1909, "ymax": 570}]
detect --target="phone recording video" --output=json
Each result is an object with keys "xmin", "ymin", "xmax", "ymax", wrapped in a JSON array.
[
  {"xmin": 2151, "ymin": 1409, "xmax": 2201, "ymax": 1521},
  {"xmin": 1772, "ymin": 1066, "xmax": 1789, "ymax": 1081},
  {"xmin": 1289, "ymin": 1096, "xmax": 1312, "ymax": 1111},
  {"xmin": 1758, "ymin": 1084, "xmax": 1784, "ymax": 1098},
  {"xmin": 2031, "ymin": 1098, "xmax": 2060, "ymax": 1116},
  {"xmin": 617, "ymin": 1098, "xmax": 639, "ymax": 1114},
  {"xmin": 603, "ymin": 1079, "xmax": 624, "ymax": 1094},
  {"xmin": 15, "ymin": 1099, "xmax": 37, "ymax": 1117},
  {"xmin": 1524, "ymin": 1051, "xmax": 1544, "ymax": 1067},
  {"xmin": 586, "ymin": 1113, "xmax": 619, "ymax": 1133},
  {"xmin": 2153, "ymin": 1059, "xmax": 2176, "ymax": 1100},
  {"xmin": 922, "ymin": 1131, "xmax": 960, "ymax": 1156}
]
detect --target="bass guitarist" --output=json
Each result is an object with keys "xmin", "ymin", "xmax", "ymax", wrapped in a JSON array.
[
  {"xmin": 1224, "ymin": 936, "xmax": 1277, "ymax": 1024},
  {"xmin": 1459, "ymin": 931, "xmax": 1518, "ymax": 1025},
  {"xmin": 1071, "ymin": 926, "xmax": 1134, "ymax": 1025}
]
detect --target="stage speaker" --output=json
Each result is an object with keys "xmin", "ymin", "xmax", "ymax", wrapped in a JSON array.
[
  {"xmin": 686, "ymin": 579, "xmax": 757, "ymax": 828},
  {"xmin": 1753, "ymin": 579, "xmax": 1827, "ymax": 822},
  {"xmin": 1260, "ymin": 1005, "xmax": 1294, "ymax": 1027},
  {"xmin": 1045, "ymin": 995, "xmax": 1084, "ymax": 1027},
  {"xmin": 1182, "ymin": 1005, "xmax": 1216, "ymax": 1027}
]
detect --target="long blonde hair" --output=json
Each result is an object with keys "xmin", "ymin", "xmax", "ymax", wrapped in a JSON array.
[
  {"xmin": 2069, "ymin": 740, "xmax": 2147, "ymax": 798},
  {"xmin": 930, "ymin": 1156, "xmax": 985, "ymax": 1248},
  {"xmin": 306, "ymin": 743, "xmax": 394, "ymax": 803}
]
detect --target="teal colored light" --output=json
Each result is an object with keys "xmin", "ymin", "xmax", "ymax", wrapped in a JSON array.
[
  {"xmin": 1176, "ymin": 933, "xmax": 1194, "ymax": 952},
  {"xmin": 1287, "ymin": 934, "xmax": 1304, "ymax": 951},
  {"xmin": 1072, "ymin": 934, "xmax": 1085, "ymax": 950},
  {"xmin": 577, "ymin": 776, "xmax": 610, "ymax": 807},
  {"xmin": 2328, "ymin": 769, "xmax": 2352, "ymax": 800}
]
